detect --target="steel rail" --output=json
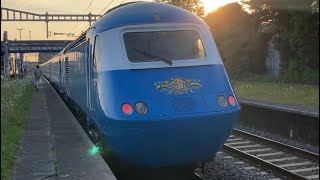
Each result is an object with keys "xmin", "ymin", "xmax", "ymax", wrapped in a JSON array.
[
  {"xmin": 233, "ymin": 128, "xmax": 319, "ymax": 161},
  {"xmin": 223, "ymin": 144, "xmax": 308, "ymax": 180}
]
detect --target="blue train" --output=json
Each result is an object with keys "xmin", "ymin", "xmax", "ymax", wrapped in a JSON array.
[{"xmin": 41, "ymin": 1, "xmax": 240, "ymax": 168}]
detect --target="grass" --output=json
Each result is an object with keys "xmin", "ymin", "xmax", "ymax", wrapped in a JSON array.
[
  {"xmin": 232, "ymin": 81, "xmax": 319, "ymax": 109},
  {"xmin": 1, "ymin": 78, "xmax": 34, "ymax": 180}
]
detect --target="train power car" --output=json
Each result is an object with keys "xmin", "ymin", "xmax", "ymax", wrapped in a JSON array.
[{"xmin": 40, "ymin": 1, "xmax": 241, "ymax": 168}]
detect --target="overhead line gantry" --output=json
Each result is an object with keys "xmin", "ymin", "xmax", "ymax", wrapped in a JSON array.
[{"xmin": 1, "ymin": 7, "xmax": 102, "ymax": 38}]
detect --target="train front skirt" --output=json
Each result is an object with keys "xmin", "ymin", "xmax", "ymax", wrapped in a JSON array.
[{"xmin": 103, "ymin": 111, "xmax": 239, "ymax": 168}]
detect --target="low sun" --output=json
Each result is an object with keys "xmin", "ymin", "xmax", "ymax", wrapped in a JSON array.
[{"xmin": 201, "ymin": 0, "xmax": 238, "ymax": 14}]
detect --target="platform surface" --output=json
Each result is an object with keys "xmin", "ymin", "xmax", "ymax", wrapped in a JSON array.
[{"xmin": 13, "ymin": 77, "xmax": 116, "ymax": 180}]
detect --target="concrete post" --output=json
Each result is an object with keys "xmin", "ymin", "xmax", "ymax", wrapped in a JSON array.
[
  {"xmin": 88, "ymin": 12, "xmax": 92, "ymax": 26},
  {"xmin": 45, "ymin": 12, "xmax": 49, "ymax": 39},
  {"xmin": 20, "ymin": 53, "xmax": 24, "ymax": 78},
  {"xmin": 15, "ymin": 53, "xmax": 19, "ymax": 78},
  {"xmin": 3, "ymin": 31, "xmax": 9, "ymax": 75}
]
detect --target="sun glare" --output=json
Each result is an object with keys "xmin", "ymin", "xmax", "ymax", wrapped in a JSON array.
[{"xmin": 201, "ymin": 0, "xmax": 238, "ymax": 14}]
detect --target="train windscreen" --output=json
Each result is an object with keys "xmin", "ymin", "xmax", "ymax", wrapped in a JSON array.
[{"xmin": 123, "ymin": 30, "xmax": 206, "ymax": 63}]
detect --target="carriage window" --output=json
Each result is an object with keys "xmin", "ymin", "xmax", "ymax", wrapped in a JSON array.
[{"xmin": 123, "ymin": 30, "xmax": 206, "ymax": 63}]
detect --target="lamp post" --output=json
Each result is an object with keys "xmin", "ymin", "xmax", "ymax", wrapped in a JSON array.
[
  {"xmin": 29, "ymin": 31, "xmax": 31, "ymax": 41},
  {"xmin": 16, "ymin": 28, "xmax": 23, "ymax": 41}
]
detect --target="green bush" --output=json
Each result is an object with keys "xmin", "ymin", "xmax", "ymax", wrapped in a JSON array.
[{"xmin": 280, "ymin": 60, "xmax": 319, "ymax": 84}]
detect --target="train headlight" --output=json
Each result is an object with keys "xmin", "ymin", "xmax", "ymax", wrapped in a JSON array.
[
  {"xmin": 228, "ymin": 96, "xmax": 236, "ymax": 106},
  {"xmin": 217, "ymin": 96, "xmax": 228, "ymax": 108},
  {"xmin": 122, "ymin": 103, "xmax": 133, "ymax": 115},
  {"xmin": 135, "ymin": 102, "xmax": 148, "ymax": 115}
]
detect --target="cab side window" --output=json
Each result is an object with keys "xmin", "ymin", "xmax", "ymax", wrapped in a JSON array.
[{"xmin": 93, "ymin": 36, "xmax": 101, "ymax": 72}]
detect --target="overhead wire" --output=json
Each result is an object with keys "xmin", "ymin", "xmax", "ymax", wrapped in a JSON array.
[
  {"xmin": 79, "ymin": 0, "xmax": 121, "ymax": 34},
  {"xmin": 77, "ymin": 0, "xmax": 128, "ymax": 38},
  {"xmin": 80, "ymin": 24, "xmax": 90, "ymax": 34},
  {"xmin": 119, "ymin": 0, "xmax": 127, "ymax": 6},
  {"xmin": 98, "ymin": 0, "xmax": 117, "ymax": 14},
  {"xmin": 17, "ymin": 0, "xmax": 34, "ymax": 10},
  {"xmin": 69, "ymin": 0, "xmax": 95, "ymax": 36}
]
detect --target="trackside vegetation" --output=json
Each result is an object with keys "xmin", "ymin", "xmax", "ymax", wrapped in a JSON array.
[{"xmin": 1, "ymin": 78, "xmax": 34, "ymax": 180}]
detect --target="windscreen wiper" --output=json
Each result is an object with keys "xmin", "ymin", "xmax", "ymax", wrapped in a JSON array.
[{"xmin": 133, "ymin": 48, "xmax": 173, "ymax": 66}]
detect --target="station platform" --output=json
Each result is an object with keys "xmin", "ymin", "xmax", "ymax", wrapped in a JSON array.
[
  {"xmin": 13, "ymin": 77, "xmax": 116, "ymax": 180},
  {"xmin": 239, "ymin": 97, "xmax": 319, "ymax": 118}
]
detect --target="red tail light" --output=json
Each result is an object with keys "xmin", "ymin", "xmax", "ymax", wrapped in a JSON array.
[
  {"xmin": 228, "ymin": 96, "xmax": 236, "ymax": 106},
  {"xmin": 122, "ymin": 103, "xmax": 133, "ymax": 115}
]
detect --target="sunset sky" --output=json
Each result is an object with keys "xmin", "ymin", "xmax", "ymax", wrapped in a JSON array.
[{"xmin": 1, "ymin": 0, "xmax": 238, "ymax": 41}]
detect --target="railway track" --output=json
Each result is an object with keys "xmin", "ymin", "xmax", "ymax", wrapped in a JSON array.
[{"xmin": 223, "ymin": 129, "xmax": 319, "ymax": 180}]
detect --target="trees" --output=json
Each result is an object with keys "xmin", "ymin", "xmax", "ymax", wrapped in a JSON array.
[
  {"xmin": 154, "ymin": 0, "xmax": 205, "ymax": 17},
  {"xmin": 241, "ymin": 0, "xmax": 319, "ymax": 84},
  {"xmin": 205, "ymin": 3, "xmax": 268, "ymax": 78}
]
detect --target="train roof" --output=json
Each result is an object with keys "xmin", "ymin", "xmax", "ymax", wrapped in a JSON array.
[
  {"xmin": 92, "ymin": 1, "xmax": 205, "ymax": 33},
  {"xmin": 63, "ymin": 1, "xmax": 204, "ymax": 53}
]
